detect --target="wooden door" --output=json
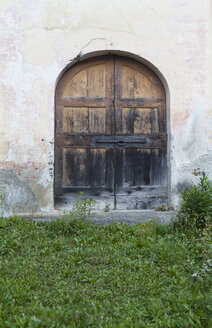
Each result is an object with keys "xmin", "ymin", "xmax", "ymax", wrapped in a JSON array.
[
  {"xmin": 55, "ymin": 56, "xmax": 167, "ymax": 209},
  {"xmin": 55, "ymin": 57, "xmax": 115, "ymax": 208},
  {"xmin": 114, "ymin": 57, "xmax": 167, "ymax": 209}
]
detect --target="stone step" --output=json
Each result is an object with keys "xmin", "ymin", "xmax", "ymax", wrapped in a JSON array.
[{"xmin": 22, "ymin": 209, "xmax": 176, "ymax": 225}]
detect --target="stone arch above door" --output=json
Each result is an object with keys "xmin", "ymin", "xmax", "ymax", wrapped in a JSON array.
[{"xmin": 55, "ymin": 55, "xmax": 167, "ymax": 209}]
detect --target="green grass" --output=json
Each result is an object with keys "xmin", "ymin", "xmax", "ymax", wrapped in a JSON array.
[{"xmin": 0, "ymin": 216, "xmax": 211, "ymax": 328}]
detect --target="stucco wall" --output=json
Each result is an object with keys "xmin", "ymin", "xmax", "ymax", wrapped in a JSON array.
[{"xmin": 0, "ymin": 0, "xmax": 212, "ymax": 215}]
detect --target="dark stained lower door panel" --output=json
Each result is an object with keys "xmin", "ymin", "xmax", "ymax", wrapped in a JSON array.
[
  {"xmin": 115, "ymin": 147, "xmax": 167, "ymax": 209},
  {"xmin": 57, "ymin": 147, "xmax": 115, "ymax": 209},
  {"xmin": 63, "ymin": 147, "xmax": 114, "ymax": 193}
]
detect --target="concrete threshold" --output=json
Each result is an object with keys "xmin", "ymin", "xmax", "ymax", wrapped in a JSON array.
[{"xmin": 22, "ymin": 210, "xmax": 176, "ymax": 225}]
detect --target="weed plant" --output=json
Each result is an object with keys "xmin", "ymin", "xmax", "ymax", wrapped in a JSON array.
[
  {"xmin": 176, "ymin": 175, "xmax": 212, "ymax": 230},
  {"xmin": 63, "ymin": 191, "xmax": 96, "ymax": 220}
]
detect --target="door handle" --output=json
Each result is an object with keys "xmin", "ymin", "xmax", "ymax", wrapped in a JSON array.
[
  {"xmin": 117, "ymin": 140, "xmax": 125, "ymax": 146},
  {"xmin": 93, "ymin": 136, "xmax": 149, "ymax": 147}
]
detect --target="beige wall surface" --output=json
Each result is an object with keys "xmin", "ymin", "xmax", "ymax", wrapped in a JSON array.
[{"xmin": 0, "ymin": 0, "xmax": 212, "ymax": 214}]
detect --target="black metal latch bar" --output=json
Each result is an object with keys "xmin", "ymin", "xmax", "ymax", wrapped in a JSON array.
[{"xmin": 93, "ymin": 136, "xmax": 149, "ymax": 147}]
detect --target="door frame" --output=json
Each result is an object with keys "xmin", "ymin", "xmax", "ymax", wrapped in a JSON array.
[{"xmin": 54, "ymin": 50, "xmax": 171, "ymax": 207}]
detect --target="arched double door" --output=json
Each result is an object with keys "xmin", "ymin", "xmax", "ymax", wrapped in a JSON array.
[{"xmin": 55, "ymin": 56, "xmax": 167, "ymax": 209}]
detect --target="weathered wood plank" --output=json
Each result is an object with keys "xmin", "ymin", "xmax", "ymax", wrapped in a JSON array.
[
  {"xmin": 58, "ymin": 98, "xmax": 108, "ymax": 107},
  {"xmin": 116, "ymin": 98, "xmax": 163, "ymax": 107}
]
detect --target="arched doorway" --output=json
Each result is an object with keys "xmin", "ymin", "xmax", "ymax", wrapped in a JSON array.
[{"xmin": 55, "ymin": 55, "xmax": 167, "ymax": 209}]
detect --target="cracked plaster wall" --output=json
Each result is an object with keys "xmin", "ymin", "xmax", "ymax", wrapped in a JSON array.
[{"xmin": 0, "ymin": 0, "xmax": 212, "ymax": 214}]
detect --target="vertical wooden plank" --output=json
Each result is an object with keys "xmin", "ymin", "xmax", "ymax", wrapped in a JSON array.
[
  {"xmin": 114, "ymin": 57, "xmax": 122, "ymax": 136},
  {"xmin": 105, "ymin": 147, "xmax": 114, "ymax": 192},
  {"xmin": 87, "ymin": 65, "xmax": 105, "ymax": 98},
  {"xmin": 89, "ymin": 108, "xmax": 106, "ymax": 133},
  {"xmin": 105, "ymin": 57, "xmax": 115, "ymax": 136}
]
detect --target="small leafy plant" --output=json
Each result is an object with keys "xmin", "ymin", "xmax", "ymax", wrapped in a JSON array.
[
  {"xmin": 176, "ymin": 175, "xmax": 212, "ymax": 230},
  {"xmin": 104, "ymin": 203, "xmax": 110, "ymax": 212},
  {"xmin": 155, "ymin": 204, "xmax": 174, "ymax": 211},
  {"xmin": 64, "ymin": 191, "xmax": 96, "ymax": 221}
]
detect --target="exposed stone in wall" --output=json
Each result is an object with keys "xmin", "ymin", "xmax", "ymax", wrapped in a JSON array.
[
  {"xmin": 0, "ymin": 169, "xmax": 40, "ymax": 216},
  {"xmin": 171, "ymin": 152, "xmax": 212, "ymax": 207}
]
